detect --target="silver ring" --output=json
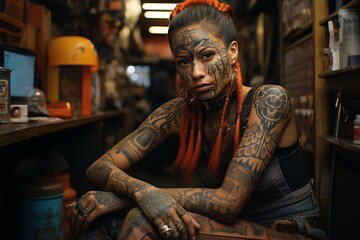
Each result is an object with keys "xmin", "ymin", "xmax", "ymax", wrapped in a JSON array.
[
  {"xmin": 75, "ymin": 201, "xmax": 86, "ymax": 217},
  {"xmin": 160, "ymin": 224, "xmax": 172, "ymax": 234},
  {"xmin": 82, "ymin": 205, "xmax": 95, "ymax": 217}
]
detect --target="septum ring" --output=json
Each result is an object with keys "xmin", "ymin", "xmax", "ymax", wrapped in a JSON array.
[{"xmin": 160, "ymin": 224, "xmax": 172, "ymax": 234}]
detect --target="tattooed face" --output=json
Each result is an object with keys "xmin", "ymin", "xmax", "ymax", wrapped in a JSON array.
[{"xmin": 171, "ymin": 25, "xmax": 231, "ymax": 101}]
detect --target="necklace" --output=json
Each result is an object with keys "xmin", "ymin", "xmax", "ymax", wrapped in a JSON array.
[
  {"xmin": 203, "ymin": 94, "xmax": 228, "ymax": 111},
  {"xmin": 202, "ymin": 91, "xmax": 237, "ymax": 112}
]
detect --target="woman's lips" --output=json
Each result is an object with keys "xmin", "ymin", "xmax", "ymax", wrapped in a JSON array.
[{"xmin": 194, "ymin": 83, "xmax": 212, "ymax": 93}]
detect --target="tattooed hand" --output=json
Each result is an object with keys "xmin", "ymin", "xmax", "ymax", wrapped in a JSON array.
[
  {"xmin": 65, "ymin": 191, "xmax": 131, "ymax": 239},
  {"xmin": 134, "ymin": 186, "xmax": 200, "ymax": 240}
]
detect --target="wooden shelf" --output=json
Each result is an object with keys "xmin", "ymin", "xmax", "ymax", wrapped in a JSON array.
[
  {"xmin": 318, "ymin": 134, "xmax": 360, "ymax": 154},
  {"xmin": 318, "ymin": 64, "xmax": 360, "ymax": 78},
  {"xmin": 319, "ymin": 0, "xmax": 360, "ymax": 26},
  {"xmin": 0, "ymin": 110, "xmax": 124, "ymax": 147},
  {"xmin": 311, "ymin": 1, "xmax": 360, "ymax": 237}
]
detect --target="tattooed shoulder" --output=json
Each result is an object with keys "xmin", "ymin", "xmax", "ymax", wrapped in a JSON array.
[
  {"xmin": 253, "ymin": 84, "xmax": 291, "ymax": 124},
  {"xmin": 234, "ymin": 85, "xmax": 292, "ymax": 173}
]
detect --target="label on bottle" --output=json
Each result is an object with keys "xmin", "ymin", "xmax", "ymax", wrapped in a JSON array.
[{"xmin": 0, "ymin": 79, "xmax": 10, "ymax": 123}]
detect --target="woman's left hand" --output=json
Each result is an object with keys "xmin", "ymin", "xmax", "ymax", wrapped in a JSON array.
[{"xmin": 135, "ymin": 186, "xmax": 200, "ymax": 240}]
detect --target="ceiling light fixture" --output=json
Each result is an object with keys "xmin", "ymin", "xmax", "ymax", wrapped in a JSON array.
[
  {"xmin": 144, "ymin": 11, "xmax": 171, "ymax": 19},
  {"xmin": 142, "ymin": 3, "xmax": 177, "ymax": 10},
  {"xmin": 149, "ymin": 26, "xmax": 169, "ymax": 34}
]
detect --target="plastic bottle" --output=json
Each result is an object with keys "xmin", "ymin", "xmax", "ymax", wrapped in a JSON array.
[{"xmin": 354, "ymin": 115, "xmax": 360, "ymax": 144}]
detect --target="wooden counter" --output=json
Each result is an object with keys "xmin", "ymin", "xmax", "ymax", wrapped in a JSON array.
[
  {"xmin": 0, "ymin": 110, "xmax": 123, "ymax": 147},
  {"xmin": 0, "ymin": 110, "xmax": 127, "ymax": 236}
]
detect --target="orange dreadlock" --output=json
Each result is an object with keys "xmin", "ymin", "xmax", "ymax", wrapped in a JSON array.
[{"xmin": 170, "ymin": 0, "xmax": 233, "ymax": 20}]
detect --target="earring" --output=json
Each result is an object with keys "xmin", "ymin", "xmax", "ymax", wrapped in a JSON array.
[
  {"xmin": 181, "ymin": 87, "xmax": 195, "ymax": 103},
  {"xmin": 231, "ymin": 58, "xmax": 237, "ymax": 66}
]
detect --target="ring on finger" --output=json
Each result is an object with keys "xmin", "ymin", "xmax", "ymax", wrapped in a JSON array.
[
  {"xmin": 75, "ymin": 201, "xmax": 86, "ymax": 217},
  {"xmin": 82, "ymin": 205, "xmax": 95, "ymax": 217},
  {"xmin": 160, "ymin": 224, "xmax": 172, "ymax": 235}
]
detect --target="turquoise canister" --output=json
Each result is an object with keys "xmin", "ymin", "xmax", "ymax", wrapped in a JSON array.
[{"xmin": 17, "ymin": 180, "xmax": 64, "ymax": 240}]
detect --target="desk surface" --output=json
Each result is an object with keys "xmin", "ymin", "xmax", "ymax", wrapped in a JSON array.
[{"xmin": 0, "ymin": 110, "xmax": 124, "ymax": 147}]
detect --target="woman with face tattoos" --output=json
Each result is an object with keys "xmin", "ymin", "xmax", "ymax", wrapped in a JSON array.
[{"xmin": 66, "ymin": 1, "xmax": 327, "ymax": 239}]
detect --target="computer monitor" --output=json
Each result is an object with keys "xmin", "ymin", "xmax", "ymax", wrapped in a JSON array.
[{"xmin": 0, "ymin": 43, "xmax": 36, "ymax": 102}]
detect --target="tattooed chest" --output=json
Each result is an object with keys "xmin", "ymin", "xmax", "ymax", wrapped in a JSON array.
[{"xmin": 202, "ymin": 122, "xmax": 235, "ymax": 163}]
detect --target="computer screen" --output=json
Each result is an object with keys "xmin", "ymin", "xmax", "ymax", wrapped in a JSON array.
[{"xmin": 0, "ymin": 44, "xmax": 36, "ymax": 99}]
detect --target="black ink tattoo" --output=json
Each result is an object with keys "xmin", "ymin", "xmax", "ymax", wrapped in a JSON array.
[{"xmin": 172, "ymin": 28, "xmax": 231, "ymax": 101}]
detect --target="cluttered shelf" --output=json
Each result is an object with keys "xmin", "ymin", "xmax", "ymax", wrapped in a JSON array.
[
  {"xmin": 0, "ymin": 110, "xmax": 125, "ymax": 147},
  {"xmin": 318, "ymin": 134, "xmax": 360, "ymax": 154},
  {"xmin": 319, "ymin": 0, "xmax": 360, "ymax": 26},
  {"xmin": 318, "ymin": 64, "xmax": 360, "ymax": 78}
]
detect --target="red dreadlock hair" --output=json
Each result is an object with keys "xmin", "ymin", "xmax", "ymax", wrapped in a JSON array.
[
  {"xmin": 170, "ymin": 0, "xmax": 233, "ymax": 20},
  {"xmin": 171, "ymin": 0, "xmax": 244, "ymax": 178}
]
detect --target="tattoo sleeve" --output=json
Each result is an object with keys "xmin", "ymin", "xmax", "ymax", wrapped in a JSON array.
[
  {"xmin": 86, "ymin": 98, "xmax": 183, "ymax": 197},
  {"xmin": 166, "ymin": 85, "xmax": 292, "ymax": 224}
]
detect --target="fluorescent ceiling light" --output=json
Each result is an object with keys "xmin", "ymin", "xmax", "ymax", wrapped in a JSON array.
[
  {"xmin": 142, "ymin": 3, "xmax": 177, "ymax": 10},
  {"xmin": 144, "ymin": 11, "xmax": 171, "ymax": 19},
  {"xmin": 149, "ymin": 26, "xmax": 169, "ymax": 34}
]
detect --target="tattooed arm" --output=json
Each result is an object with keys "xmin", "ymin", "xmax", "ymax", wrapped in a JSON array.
[
  {"xmin": 85, "ymin": 98, "xmax": 201, "ymax": 239},
  {"xmin": 166, "ymin": 85, "xmax": 296, "ymax": 224},
  {"xmin": 86, "ymin": 98, "xmax": 183, "ymax": 190}
]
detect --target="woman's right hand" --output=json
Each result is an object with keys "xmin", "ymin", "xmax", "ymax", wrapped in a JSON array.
[
  {"xmin": 134, "ymin": 186, "xmax": 200, "ymax": 240},
  {"xmin": 66, "ymin": 191, "xmax": 131, "ymax": 239}
]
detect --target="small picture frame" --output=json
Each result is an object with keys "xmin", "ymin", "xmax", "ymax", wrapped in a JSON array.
[{"xmin": 10, "ymin": 104, "xmax": 28, "ymax": 123}]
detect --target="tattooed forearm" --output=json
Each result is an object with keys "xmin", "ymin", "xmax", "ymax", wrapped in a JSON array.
[
  {"xmin": 166, "ymin": 186, "xmax": 240, "ymax": 224},
  {"xmin": 118, "ymin": 207, "xmax": 157, "ymax": 240},
  {"xmin": 194, "ymin": 214, "xmax": 265, "ymax": 238},
  {"xmin": 92, "ymin": 191, "xmax": 122, "ymax": 208},
  {"xmin": 86, "ymin": 153, "xmax": 113, "ymax": 187},
  {"xmin": 112, "ymin": 99, "xmax": 183, "ymax": 167},
  {"xmin": 86, "ymin": 100, "xmax": 183, "ymax": 203},
  {"xmin": 106, "ymin": 170, "xmax": 153, "ymax": 200},
  {"xmin": 122, "ymin": 126, "xmax": 160, "ymax": 166}
]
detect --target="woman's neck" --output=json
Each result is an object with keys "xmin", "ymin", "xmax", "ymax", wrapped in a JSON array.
[
  {"xmin": 202, "ymin": 90, "xmax": 237, "ymax": 112},
  {"xmin": 203, "ymin": 94, "xmax": 228, "ymax": 111}
]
